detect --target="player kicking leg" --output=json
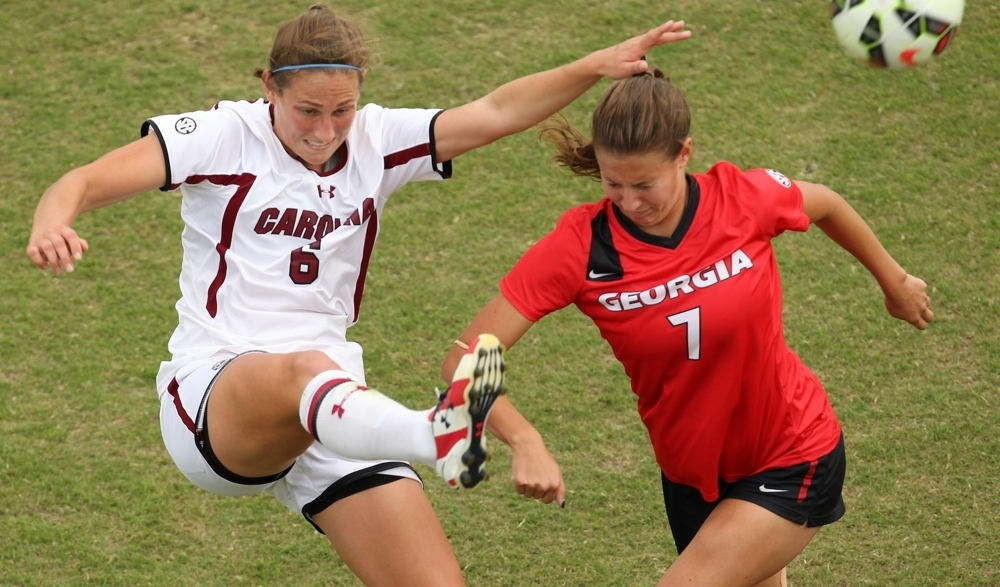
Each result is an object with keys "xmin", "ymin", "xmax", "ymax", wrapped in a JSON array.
[{"xmin": 299, "ymin": 333, "xmax": 506, "ymax": 488}]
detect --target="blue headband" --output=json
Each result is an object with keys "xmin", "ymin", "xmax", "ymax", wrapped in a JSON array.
[{"xmin": 271, "ymin": 63, "xmax": 363, "ymax": 74}]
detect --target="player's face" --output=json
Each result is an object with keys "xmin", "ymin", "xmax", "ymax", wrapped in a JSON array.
[
  {"xmin": 266, "ymin": 71, "xmax": 362, "ymax": 172},
  {"xmin": 598, "ymin": 140, "xmax": 693, "ymax": 238}
]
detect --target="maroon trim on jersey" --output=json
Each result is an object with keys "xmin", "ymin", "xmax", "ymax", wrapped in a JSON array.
[
  {"xmin": 352, "ymin": 202, "xmax": 379, "ymax": 323},
  {"xmin": 323, "ymin": 142, "xmax": 349, "ymax": 176},
  {"xmin": 183, "ymin": 173, "xmax": 258, "ymax": 318},
  {"xmin": 384, "ymin": 143, "xmax": 431, "ymax": 170},
  {"xmin": 167, "ymin": 377, "xmax": 196, "ymax": 433},
  {"xmin": 384, "ymin": 112, "xmax": 452, "ymax": 178}
]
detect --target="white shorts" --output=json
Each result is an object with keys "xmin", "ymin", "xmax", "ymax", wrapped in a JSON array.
[{"xmin": 159, "ymin": 354, "xmax": 422, "ymax": 531}]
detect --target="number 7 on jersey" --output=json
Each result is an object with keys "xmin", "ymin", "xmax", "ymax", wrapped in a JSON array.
[{"xmin": 667, "ymin": 307, "xmax": 701, "ymax": 361}]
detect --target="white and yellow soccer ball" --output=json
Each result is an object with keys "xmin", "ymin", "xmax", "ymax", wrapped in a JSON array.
[{"xmin": 831, "ymin": 0, "xmax": 963, "ymax": 68}]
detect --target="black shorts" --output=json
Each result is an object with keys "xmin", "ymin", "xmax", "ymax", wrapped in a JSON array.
[{"xmin": 661, "ymin": 434, "xmax": 847, "ymax": 554}]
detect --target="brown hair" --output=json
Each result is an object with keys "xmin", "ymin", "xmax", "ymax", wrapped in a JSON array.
[
  {"xmin": 540, "ymin": 68, "xmax": 691, "ymax": 180},
  {"xmin": 254, "ymin": 4, "xmax": 374, "ymax": 90}
]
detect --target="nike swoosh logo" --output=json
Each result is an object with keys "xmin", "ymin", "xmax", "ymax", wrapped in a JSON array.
[
  {"xmin": 759, "ymin": 484, "xmax": 788, "ymax": 493},
  {"xmin": 588, "ymin": 270, "xmax": 617, "ymax": 280}
]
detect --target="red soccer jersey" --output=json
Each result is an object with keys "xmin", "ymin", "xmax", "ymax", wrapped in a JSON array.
[{"xmin": 501, "ymin": 162, "xmax": 843, "ymax": 501}]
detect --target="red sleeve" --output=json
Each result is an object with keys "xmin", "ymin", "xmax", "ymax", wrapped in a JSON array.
[
  {"xmin": 739, "ymin": 167, "xmax": 810, "ymax": 237},
  {"xmin": 499, "ymin": 206, "xmax": 592, "ymax": 322}
]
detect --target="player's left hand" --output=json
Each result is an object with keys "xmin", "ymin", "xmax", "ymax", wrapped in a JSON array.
[
  {"xmin": 884, "ymin": 273, "xmax": 934, "ymax": 330},
  {"xmin": 592, "ymin": 20, "xmax": 692, "ymax": 79}
]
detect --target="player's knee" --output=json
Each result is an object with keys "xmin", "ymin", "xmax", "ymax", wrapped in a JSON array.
[{"xmin": 286, "ymin": 350, "xmax": 342, "ymax": 384}]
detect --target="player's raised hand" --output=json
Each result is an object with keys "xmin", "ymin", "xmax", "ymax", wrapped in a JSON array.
[
  {"xmin": 27, "ymin": 224, "xmax": 89, "ymax": 275},
  {"xmin": 591, "ymin": 20, "xmax": 691, "ymax": 79},
  {"xmin": 884, "ymin": 273, "xmax": 934, "ymax": 330}
]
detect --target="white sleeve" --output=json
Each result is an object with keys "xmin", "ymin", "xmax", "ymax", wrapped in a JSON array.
[
  {"xmin": 354, "ymin": 105, "xmax": 452, "ymax": 197},
  {"xmin": 141, "ymin": 107, "xmax": 246, "ymax": 191}
]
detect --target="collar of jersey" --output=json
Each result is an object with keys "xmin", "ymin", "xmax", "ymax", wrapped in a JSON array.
[{"xmin": 611, "ymin": 174, "xmax": 700, "ymax": 250}]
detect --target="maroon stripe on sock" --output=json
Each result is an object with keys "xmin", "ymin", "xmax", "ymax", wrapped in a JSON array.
[
  {"xmin": 167, "ymin": 378, "xmax": 196, "ymax": 433},
  {"xmin": 306, "ymin": 378, "xmax": 353, "ymax": 440},
  {"xmin": 798, "ymin": 459, "xmax": 819, "ymax": 503}
]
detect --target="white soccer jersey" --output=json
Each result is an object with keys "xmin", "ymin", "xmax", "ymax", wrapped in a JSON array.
[{"xmin": 144, "ymin": 100, "xmax": 449, "ymax": 395}]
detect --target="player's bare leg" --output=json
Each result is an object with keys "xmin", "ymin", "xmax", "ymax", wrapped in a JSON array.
[
  {"xmin": 656, "ymin": 498, "xmax": 819, "ymax": 587},
  {"xmin": 313, "ymin": 479, "xmax": 465, "ymax": 587},
  {"xmin": 206, "ymin": 350, "xmax": 333, "ymax": 478}
]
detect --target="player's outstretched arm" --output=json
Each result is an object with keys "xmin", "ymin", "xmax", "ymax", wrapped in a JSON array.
[
  {"xmin": 433, "ymin": 20, "xmax": 691, "ymax": 162},
  {"xmin": 798, "ymin": 180, "xmax": 934, "ymax": 330},
  {"xmin": 28, "ymin": 133, "xmax": 167, "ymax": 275},
  {"xmin": 443, "ymin": 293, "xmax": 567, "ymax": 507}
]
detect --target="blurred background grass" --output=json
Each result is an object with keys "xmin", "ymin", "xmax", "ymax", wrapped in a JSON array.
[{"xmin": 1, "ymin": 1, "xmax": 997, "ymax": 585}]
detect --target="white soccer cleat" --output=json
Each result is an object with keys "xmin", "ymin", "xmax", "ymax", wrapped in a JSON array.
[{"xmin": 431, "ymin": 333, "xmax": 506, "ymax": 489}]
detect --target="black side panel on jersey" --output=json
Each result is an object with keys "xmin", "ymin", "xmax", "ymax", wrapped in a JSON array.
[{"xmin": 586, "ymin": 209, "xmax": 624, "ymax": 282}]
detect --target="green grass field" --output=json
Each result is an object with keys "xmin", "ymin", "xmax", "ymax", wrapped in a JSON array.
[{"xmin": 2, "ymin": 1, "xmax": 998, "ymax": 585}]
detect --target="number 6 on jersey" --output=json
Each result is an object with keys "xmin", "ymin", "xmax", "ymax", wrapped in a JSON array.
[{"xmin": 290, "ymin": 240, "xmax": 321, "ymax": 285}]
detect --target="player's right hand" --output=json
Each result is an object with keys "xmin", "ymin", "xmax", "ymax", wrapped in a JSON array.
[
  {"xmin": 510, "ymin": 435, "xmax": 567, "ymax": 507},
  {"xmin": 884, "ymin": 273, "xmax": 933, "ymax": 330},
  {"xmin": 27, "ymin": 224, "xmax": 89, "ymax": 275}
]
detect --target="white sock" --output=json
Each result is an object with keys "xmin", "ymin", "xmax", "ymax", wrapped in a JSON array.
[{"xmin": 298, "ymin": 370, "xmax": 437, "ymax": 466}]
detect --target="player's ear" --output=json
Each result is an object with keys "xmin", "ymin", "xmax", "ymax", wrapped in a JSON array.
[
  {"xmin": 678, "ymin": 137, "xmax": 693, "ymax": 167},
  {"xmin": 261, "ymin": 72, "xmax": 278, "ymax": 102}
]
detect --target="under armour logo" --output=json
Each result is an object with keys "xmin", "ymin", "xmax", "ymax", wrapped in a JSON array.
[
  {"xmin": 330, "ymin": 383, "xmax": 367, "ymax": 418},
  {"xmin": 435, "ymin": 403, "xmax": 454, "ymax": 429},
  {"xmin": 317, "ymin": 185, "xmax": 336, "ymax": 199}
]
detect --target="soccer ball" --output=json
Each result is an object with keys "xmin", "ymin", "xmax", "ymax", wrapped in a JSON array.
[{"xmin": 831, "ymin": 0, "xmax": 963, "ymax": 68}]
